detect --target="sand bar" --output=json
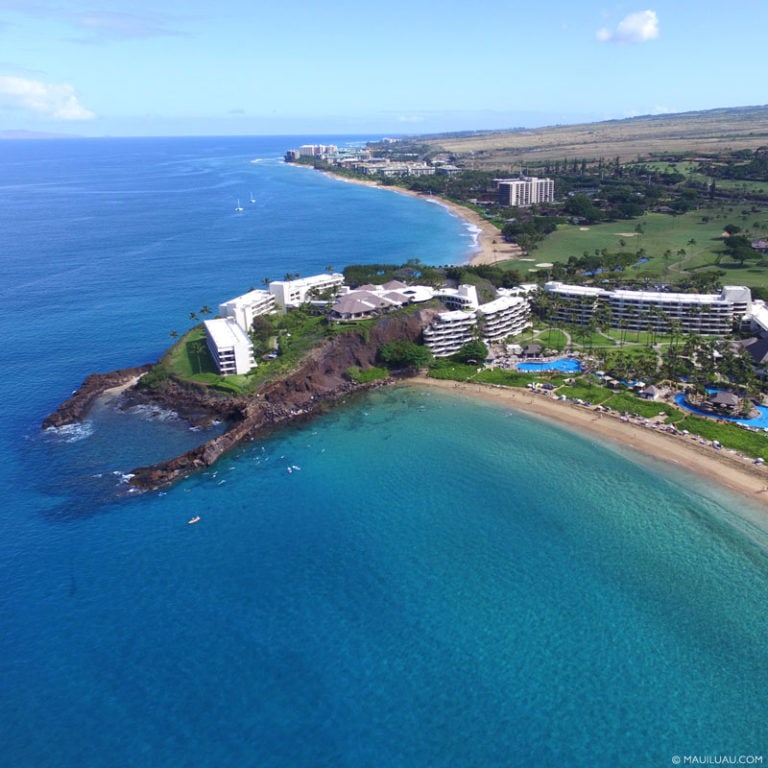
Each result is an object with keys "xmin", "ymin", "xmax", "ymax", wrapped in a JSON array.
[{"xmin": 408, "ymin": 376, "xmax": 768, "ymax": 527}]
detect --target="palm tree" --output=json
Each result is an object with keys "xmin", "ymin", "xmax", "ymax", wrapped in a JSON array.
[
  {"xmin": 169, "ymin": 330, "xmax": 179, "ymax": 340},
  {"xmin": 189, "ymin": 311, "xmax": 198, "ymax": 323},
  {"xmin": 200, "ymin": 305, "xmax": 212, "ymax": 317}
]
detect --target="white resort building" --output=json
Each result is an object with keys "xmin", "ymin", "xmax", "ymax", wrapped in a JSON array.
[
  {"xmin": 206, "ymin": 272, "xmax": 343, "ymax": 375},
  {"xmin": 423, "ymin": 310, "xmax": 478, "ymax": 357},
  {"xmin": 495, "ymin": 176, "xmax": 555, "ymax": 207},
  {"xmin": 203, "ymin": 318, "xmax": 256, "ymax": 376},
  {"xmin": 269, "ymin": 273, "xmax": 345, "ymax": 309},
  {"xmin": 477, "ymin": 295, "xmax": 531, "ymax": 343},
  {"xmin": 218, "ymin": 289, "xmax": 276, "ymax": 332},
  {"xmin": 423, "ymin": 289, "xmax": 531, "ymax": 357},
  {"xmin": 433, "ymin": 284, "xmax": 480, "ymax": 311},
  {"xmin": 544, "ymin": 281, "xmax": 752, "ymax": 335}
]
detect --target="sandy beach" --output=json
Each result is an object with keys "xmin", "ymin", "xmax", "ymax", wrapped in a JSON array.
[
  {"xmin": 409, "ymin": 376, "xmax": 768, "ymax": 524},
  {"xmin": 426, "ymin": 196, "xmax": 524, "ymax": 266}
]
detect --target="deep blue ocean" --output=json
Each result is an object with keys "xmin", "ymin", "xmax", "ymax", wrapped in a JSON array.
[{"xmin": 2, "ymin": 136, "xmax": 768, "ymax": 767}]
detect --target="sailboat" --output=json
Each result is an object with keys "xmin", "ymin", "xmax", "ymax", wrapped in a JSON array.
[
  {"xmin": 234, "ymin": 199, "xmax": 244, "ymax": 212},
  {"xmin": 249, "ymin": 192, "xmax": 256, "ymax": 204}
]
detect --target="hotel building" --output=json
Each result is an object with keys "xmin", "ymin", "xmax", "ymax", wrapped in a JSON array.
[
  {"xmin": 203, "ymin": 318, "xmax": 256, "ymax": 376},
  {"xmin": 496, "ymin": 176, "xmax": 555, "ymax": 207},
  {"xmin": 423, "ymin": 291, "xmax": 532, "ymax": 357},
  {"xmin": 218, "ymin": 289, "xmax": 276, "ymax": 333},
  {"xmin": 433, "ymin": 284, "xmax": 480, "ymax": 311},
  {"xmin": 268, "ymin": 273, "xmax": 345, "ymax": 309},
  {"xmin": 544, "ymin": 281, "xmax": 752, "ymax": 335},
  {"xmin": 423, "ymin": 310, "xmax": 478, "ymax": 357},
  {"xmin": 477, "ymin": 295, "xmax": 531, "ymax": 343}
]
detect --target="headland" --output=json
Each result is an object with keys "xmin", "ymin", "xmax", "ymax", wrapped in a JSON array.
[{"xmin": 43, "ymin": 311, "xmax": 437, "ymax": 492}]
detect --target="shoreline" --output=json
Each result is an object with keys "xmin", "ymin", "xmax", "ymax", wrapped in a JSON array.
[
  {"xmin": 320, "ymin": 171, "xmax": 522, "ymax": 265},
  {"xmin": 321, "ymin": 164, "xmax": 768, "ymax": 532},
  {"xmin": 408, "ymin": 376, "xmax": 768, "ymax": 529}
]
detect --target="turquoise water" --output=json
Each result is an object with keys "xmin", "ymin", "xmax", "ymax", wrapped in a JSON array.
[
  {"xmin": 2, "ymin": 137, "xmax": 768, "ymax": 766},
  {"xmin": 517, "ymin": 358, "xmax": 582, "ymax": 373}
]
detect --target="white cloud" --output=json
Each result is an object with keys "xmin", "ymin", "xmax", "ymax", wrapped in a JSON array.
[
  {"xmin": 398, "ymin": 115, "xmax": 425, "ymax": 123},
  {"xmin": 0, "ymin": 76, "xmax": 95, "ymax": 120},
  {"xmin": 597, "ymin": 10, "xmax": 659, "ymax": 44}
]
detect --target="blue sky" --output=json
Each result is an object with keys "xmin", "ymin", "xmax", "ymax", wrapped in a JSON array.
[{"xmin": 1, "ymin": 0, "xmax": 766, "ymax": 137}]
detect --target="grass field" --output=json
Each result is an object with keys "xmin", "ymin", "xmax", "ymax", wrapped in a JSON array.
[{"xmin": 527, "ymin": 207, "xmax": 768, "ymax": 289}]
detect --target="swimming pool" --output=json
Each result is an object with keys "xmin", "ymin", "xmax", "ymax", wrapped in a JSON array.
[
  {"xmin": 516, "ymin": 358, "xmax": 582, "ymax": 373},
  {"xmin": 674, "ymin": 393, "xmax": 768, "ymax": 430}
]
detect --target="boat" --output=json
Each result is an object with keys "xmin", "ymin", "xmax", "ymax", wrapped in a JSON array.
[
  {"xmin": 188, "ymin": 516, "xmax": 201, "ymax": 524},
  {"xmin": 234, "ymin": 199, "xmax": 243, "ymax": 212},
  {"xmin": 249, "ymin": 192, "xmax": 256, "ymax": 204}
]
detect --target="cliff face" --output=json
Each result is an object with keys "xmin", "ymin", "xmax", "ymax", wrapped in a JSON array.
[
  {"xmin": 43, "ymin": 309, "xmax": 438, "ymax": 492},
  {"xmin": 258, "ymin": 310, "xmax": 435, "ymax": 411}
]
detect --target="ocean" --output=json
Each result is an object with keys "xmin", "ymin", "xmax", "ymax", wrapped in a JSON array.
[{"xmin": 2, "ymin": 136, "xmax": 767, "ymax": 767}]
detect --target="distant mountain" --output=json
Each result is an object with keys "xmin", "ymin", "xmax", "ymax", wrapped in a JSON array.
[{"xmin": 0, "ymin": 129, "xmax": 81, "ymax": 140}]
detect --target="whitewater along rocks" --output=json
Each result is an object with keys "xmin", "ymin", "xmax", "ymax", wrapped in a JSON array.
[
  {"xmin": 42, "ymin": 364, "xmax": 155, "ymax": 429},
  {"xmin": 42, "ymin": 310, "xmax": 437, "ymax": 492}
]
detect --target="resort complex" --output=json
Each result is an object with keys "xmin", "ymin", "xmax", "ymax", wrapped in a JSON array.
[
  {"xmin": 203, "ymin": 273, "xmax": 534, "ymax": 374},
  {"xmin": 202, "ymin": 268, "xmax": 768, "ymax": 377},
  {"xmin": 544, "ymin": 281, "xmax": 754, "ymax": 335}
]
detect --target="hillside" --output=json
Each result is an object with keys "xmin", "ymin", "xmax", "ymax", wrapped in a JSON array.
[{"xmin": 411, "ymin": 105, "xmax": 768, "ymax": 167}]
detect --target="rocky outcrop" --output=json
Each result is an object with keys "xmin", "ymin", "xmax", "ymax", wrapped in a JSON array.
[
  {"xmin": 44, "ymin": 309, "xmax": 439, "ymax": 492},
  {"xmin": 128, "ymin": 310, "xmax": 437, "ymax": 491},
  {"xmin": 42, "ymin": 364, "xmax": 155, "ymax": 429},
  {"xmin": 121, "ymin": 376, "xmax": 249, "ymax": 427}
]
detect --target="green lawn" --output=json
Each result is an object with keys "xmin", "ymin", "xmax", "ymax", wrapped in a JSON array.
[
  {"xmin": 675, "ymin": 415, "xmax": 768, "ymax": 460},
  {"xmin": 164, "ymin": 327, "xmax": 216, "ymax": 378},
  {"xmin": 517, "ymin": 327, "xmax": 568, "ymax": 351},
  {"xmin": 529, "ymin": 207, "xmax": 768, "ymax": 289}
]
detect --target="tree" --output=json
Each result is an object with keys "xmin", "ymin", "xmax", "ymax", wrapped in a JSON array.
[
  {"xmin": 452, "ymin": 340, "xmax": 489, "ymax": 365},
  {"xmin": 562, "ymin": 194, "xmax": 602, "ymax": 223},
  {"xmin": 378, "ymin": 340, "xmax": 433, "ymax": 371},
  {"xmin": 722, "ymin": 234, "xmax": 757, "ymax": 266}
]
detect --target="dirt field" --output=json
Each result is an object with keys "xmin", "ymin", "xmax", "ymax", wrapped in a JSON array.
[{"xmin": 417, "ymin": 105, "xmax": 768, "ymax": 166}]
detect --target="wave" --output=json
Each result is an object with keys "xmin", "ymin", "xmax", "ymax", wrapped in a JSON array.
[
  {"xmin": 44, "ymin": 421, "xmax": 94, "ymax": 443},
  {"xmin": 123, "ymin": 404, "xmax": 180, "ymax": 423}
]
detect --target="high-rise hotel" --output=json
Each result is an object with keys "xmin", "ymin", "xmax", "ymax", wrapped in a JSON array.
[{"xmin": 496, "ymin": 176, "xmax": 555, "ymax": 207}]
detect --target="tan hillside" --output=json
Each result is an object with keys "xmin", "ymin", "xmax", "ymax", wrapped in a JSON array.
[{"xmin": 416, "ymin": 105, "xmax": 768, "ymax": 167}]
